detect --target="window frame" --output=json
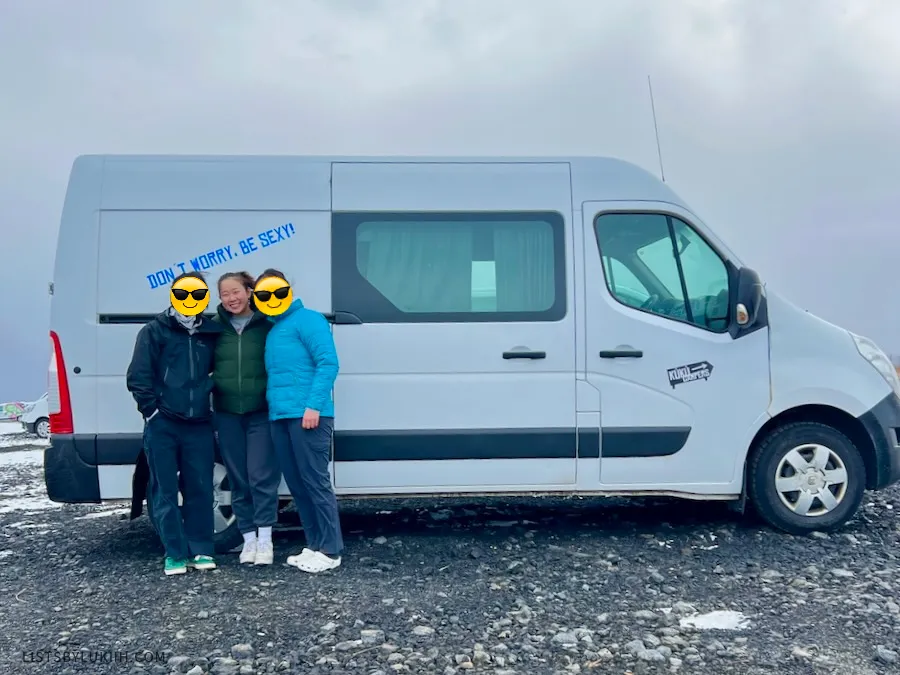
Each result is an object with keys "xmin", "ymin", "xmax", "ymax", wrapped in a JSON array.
[
  {"xmin": 332, "ymin": 210, "xmax": 568, "ymax": 324},
  {"xmin": 593, "ymin": 209, "xmax": 735, "ymax": 334}
]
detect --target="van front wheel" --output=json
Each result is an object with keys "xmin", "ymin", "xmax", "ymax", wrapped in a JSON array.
[{"xmin": 748, "ymin": 422, "xmax": 865, "ymax": 535}]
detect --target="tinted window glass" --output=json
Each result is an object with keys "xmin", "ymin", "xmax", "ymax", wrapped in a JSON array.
[
  {"xmin": 594, "ymin": 212, "xmax": 730, "ymax": 332},
  {"xmin": 334, "ymin": 212, "xmax": 566, "ymax": 323}
]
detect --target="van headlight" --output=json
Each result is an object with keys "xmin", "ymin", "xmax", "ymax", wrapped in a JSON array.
[{"xmin": 851, "ymin": 333, "xmax": 900, "ymax": 398}]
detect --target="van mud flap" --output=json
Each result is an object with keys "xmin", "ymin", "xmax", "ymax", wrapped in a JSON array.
[{"xmin": 130, "ymin": 450, "xmax": 150, "ymax": 520}]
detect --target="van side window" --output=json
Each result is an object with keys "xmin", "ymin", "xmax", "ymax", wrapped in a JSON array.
[
  {"xmin": 594, "ymin": 212, "xmax": 730, "ymax": 332},
  {"xmin": 332, "ymin": 212, "xmax": 566, "ymax": 323}
]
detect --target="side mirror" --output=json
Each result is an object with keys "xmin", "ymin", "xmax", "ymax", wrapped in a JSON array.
[{"xmin": 729, "ymin": 266, "xmax": 767, "ymax": 338}]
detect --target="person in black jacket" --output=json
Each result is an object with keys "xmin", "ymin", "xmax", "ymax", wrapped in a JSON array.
[{"xmin": 126, "ymin": 271, "xmax": 223, "ymax": 576}]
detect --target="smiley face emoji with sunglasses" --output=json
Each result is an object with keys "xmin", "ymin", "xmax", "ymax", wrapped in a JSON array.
[
  {"xmin": 169, "ymin": 275, "xmax": 210, "ymax": 316},
  {"xmin": 253, "ymin": 276, "xmax": 293, "ymax": 316}
]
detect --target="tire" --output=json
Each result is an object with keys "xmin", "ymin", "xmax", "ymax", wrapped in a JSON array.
[
  {"xmin": 145, "ymin": 462, "xmax": 244, "ymax": 555},
  {"xmin": 34, "ymin": 418, "xmax": 50, "ymax": 439},
  {"xmin": 748, "ymin": 421, "xmax": 866, "ymax": 535}
]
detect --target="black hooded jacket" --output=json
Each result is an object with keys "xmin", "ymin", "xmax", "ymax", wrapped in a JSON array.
[{"xmin": 126, "ymin": 310, "xmax": 224, "ymax": 422}]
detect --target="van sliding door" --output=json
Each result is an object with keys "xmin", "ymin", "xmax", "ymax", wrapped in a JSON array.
[{"xmin": 329, "ymin": 161, "xmax": 578, "ymax": 494}]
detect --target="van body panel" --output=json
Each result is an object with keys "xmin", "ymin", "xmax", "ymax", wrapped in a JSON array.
[
  {"xmin": 765, "ymin": 289, "xmax": 890, "ymax": 417},
  {"xmin": 582, "ymin": 200, "xmax": 772, "ymax": 492},
  {"xmin": 98, "ymin": 156, "xmax": 331, "ymax": 211},
  {"xmin": 50, "ymin": 156, "xmax": 104, "ymax": 435}
]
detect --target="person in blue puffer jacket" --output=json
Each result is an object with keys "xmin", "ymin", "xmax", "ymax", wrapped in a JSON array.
[{"xmin": 253, "ymin": 268, "xmax": 343, "ymax": 574}]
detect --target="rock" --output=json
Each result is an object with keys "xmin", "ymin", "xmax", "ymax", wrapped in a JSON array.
[
  {"xmin": 831, "ymin": 569, "xmax": 855, "ymax": 579},
  {"xmin": 412, "ymin": 626, "xmax": 434, "ymax": 637},
  {"xmin": 361, "ymin": 629, "xmax": 385, "ymax": 644},
  {"xmin": 875, "ymin": 645, "xmax": 899, "ymax": 664},
  {"xmin": 373, "ymin": 536, "xmax": 388, "ymax": 545},
  {"xmin": 197, "ymin": 610, "xmax": 209, "ymax": 619},
  {"xmin": 335, "ymin": 639, "xmax": 362, "ymax": 651},
  {"xmin": 638, "ymin": 648, "xmax": 666, "ymax": 662},
  {"xmin": 231, "ymin": 644, "xmax": 254, "ymax": 660},
  {"xmin": 791, "ymin": 646, "xmax": 812, "ymax": 660},
  {"xmin": 634, "ymin": 610, "xmax": 657, "ymax": 621},
  {"xmin": 625, "ymin": 639, "xmax": 645, "ymax": 654},
  {"xmin": 167, "ymin": 656, "xmax": 191, "ymax": 672},
  {"xmin": 552, "ymin": 631, "xmax": 578, "ymax": 645},
  {"xmin": 186, "ymin": 667, "xmax": 204, "ymax": 675}
]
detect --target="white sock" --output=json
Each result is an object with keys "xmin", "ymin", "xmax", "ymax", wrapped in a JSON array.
[
  {"xmin": 258, "ymin": 527, "xmax": 272, "ymax": 544},
  {"xmin": 242, "ymin": 531, "xmax": 257, "ymax": 545}
]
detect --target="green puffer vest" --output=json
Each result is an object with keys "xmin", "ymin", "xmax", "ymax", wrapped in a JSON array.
[{"xmin": 211, "ymin": 304, "xmax": 272, "ymax": 415}]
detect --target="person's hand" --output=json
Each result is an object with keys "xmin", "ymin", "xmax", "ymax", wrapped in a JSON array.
[{"xmin": 302, "ymin": 408, "xmax": 320, "ymax": 429}]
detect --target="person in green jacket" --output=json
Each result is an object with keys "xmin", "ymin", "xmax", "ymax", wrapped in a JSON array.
[{"xmin": 212, "ymin": 271, "xmax": 280, "ymax": 565}]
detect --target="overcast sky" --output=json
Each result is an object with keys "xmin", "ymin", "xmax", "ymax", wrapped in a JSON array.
[{"xmin": 1, "ymin": 0, "xmax": 898, "ymax": 402}]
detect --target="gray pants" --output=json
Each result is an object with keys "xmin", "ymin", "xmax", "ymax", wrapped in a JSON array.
[
  {"xmin": 214, "ymin": 410, "xmax": 281, "ymax": 534},
  {"xmin": 270, "ymin": 416, "xmax": 344, "ymax": 556}
]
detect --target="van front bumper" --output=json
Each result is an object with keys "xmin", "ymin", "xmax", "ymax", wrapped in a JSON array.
[
  {"xmin": 44, "ymin": 435, "xmax": 101, "ymax": 503},
  {"xmin": 858, "ymin": 392, "xmax": 900, "ymax": 490}
]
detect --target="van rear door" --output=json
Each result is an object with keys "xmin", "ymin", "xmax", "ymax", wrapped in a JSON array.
[{"xmin": 330, "ymin": 161, "xmax": 578, "ymax": 492}]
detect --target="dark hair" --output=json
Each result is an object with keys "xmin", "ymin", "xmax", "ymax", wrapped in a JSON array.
[
  {"xmin": 257, "ymin": 268, "xmax": 288, "ymax": 283},
  {"xmin": 217, "ymin": 271, "xmax": 255, "ymax": 292},
  {"xmin": 171, "ymin": 270, "xmax": 206, "ymax": 287}
]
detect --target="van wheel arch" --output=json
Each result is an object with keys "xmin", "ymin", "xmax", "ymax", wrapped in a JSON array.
[
  {"xmin": 742, "ymin": 405, "xmax": 871, "ymax": 533},
  {"xmin": 745, "ymin": 404, "xmax": 875, "ymax": 491}
]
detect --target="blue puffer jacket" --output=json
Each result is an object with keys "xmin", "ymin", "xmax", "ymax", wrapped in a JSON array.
[{"xmin": 264, "ymin": 297, "xmax": 339, "ymax": 420}]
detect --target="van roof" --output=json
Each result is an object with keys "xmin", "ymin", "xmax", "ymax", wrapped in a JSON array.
[{"xmin": 70, "ymin": 154, "xmax": 689, "ymax": 209}]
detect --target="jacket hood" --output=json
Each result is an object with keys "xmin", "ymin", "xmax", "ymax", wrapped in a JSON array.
[{"xmin": 156, "ymin": 308, "xmax": 223, "ymax": 334}]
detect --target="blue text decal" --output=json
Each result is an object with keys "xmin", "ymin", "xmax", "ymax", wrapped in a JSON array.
[{"xmin": 145, "ymin": 223, "xmax": 295, "ymax": 289}]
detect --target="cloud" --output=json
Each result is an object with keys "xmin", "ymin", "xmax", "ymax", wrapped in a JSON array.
[{"xmin": 0, "ymin": 0, "xmax": 899, "ymax": 399}]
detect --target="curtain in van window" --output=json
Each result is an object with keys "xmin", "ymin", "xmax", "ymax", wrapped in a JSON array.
[
  {"xmin": 492, "ymin": 221, "xmax": 555, "ymax": 312},
  {"xmin": 361, "ymin": 222, "xmax": 474, "ymax": 312}
]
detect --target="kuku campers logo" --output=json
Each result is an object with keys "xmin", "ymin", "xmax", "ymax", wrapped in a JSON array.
[{"xmin": 667, "ymin": 361, "xmax": 713, "ymax": 389}]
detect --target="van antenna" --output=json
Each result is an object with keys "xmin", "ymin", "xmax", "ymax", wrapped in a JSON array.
[{"xmin": 647, "ymin": 75, "xmax": 666, "ymax": 183}]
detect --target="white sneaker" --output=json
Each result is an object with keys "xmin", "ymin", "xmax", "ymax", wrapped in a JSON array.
[
  {"xmin": 255, "ymin": 541, "xmax": 274, "ymax": 565},
  {"xmin": 239, "ymin": 538, "xmax": 257, "ymax": 564}
]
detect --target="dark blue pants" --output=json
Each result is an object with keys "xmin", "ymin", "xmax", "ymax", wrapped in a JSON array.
[
  {"xmin": 270, "ymin": 416, "xmax": 343, "ymax": 556},
  {"xmin": 214, "ymin": 410, "xmax": 281, "ymax": 534},
  {"xmin": 144, "ymin": 413, "xmax": 215, "ymax": 559}
]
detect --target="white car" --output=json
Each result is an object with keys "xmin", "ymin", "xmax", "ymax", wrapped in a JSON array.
[{"xmin": 21, "ymin": 393, "xmax": 50, "ymax": 439}]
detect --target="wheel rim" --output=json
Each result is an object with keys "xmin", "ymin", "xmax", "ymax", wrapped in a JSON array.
[
  {"xmin": 36, "ymin": 420, "xmax": 49, "ymax": 439},
  {"xmin": 211, "ymin": 463, "xmax": 235, "ymax": 535},
  {"xmin": 774, "ymin": 443, "xmax": 849, "ymax": 517}
]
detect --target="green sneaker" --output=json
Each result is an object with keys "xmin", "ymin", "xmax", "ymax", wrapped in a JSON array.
[
  {"xmin": 187, "ymin": 555, "xmax": 216, "ymax": 571},
  {"xmin": 164, "ymin": 557, "xmax": 187, "ymax": 576}
]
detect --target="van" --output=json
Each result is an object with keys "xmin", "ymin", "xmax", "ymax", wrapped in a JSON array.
[{"xmin": 44, "ymin": 155, "xmax": 900, "ymax": 553}]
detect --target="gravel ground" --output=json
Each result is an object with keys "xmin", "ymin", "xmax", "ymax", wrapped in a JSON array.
[{"xmin": 2, "ymin": 432, "xmax": 900, "ymax": 675}]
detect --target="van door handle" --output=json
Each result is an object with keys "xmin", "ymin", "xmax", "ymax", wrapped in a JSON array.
[
  {"xmin": 599, "ymin": 349, "xmax": 643, "ymax": 358},
  {"xmin": 503, "ymin": 350, "xmax": 546, "ymax": 360}
]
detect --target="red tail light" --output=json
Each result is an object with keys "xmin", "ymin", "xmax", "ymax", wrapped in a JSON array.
[{"xmin": 48, "ymin": 331, "xmax": 73, "ymax": 435}]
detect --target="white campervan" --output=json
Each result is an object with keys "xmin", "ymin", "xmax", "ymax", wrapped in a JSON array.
[{"xmin": 44, "ymin": 155, "xmax": 900, "ymax": 553}]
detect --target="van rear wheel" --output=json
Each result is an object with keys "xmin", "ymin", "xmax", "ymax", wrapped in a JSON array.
[
  {"xmin": 748, "ymin": 422, "xmax": 865, "ymax": 535},
  {"xmin": 145, "ymin": 462, "xmax": 244, "ymax": 555}
]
